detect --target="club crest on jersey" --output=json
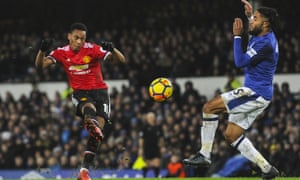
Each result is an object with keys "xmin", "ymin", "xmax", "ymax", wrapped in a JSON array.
[{"xmin": 83, "ymin": 56, "xmax": 91, "ymax": 63}]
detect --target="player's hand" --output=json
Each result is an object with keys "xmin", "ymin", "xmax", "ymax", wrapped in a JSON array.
[
  {"xmin": 241, "ymin": 0, "xmax": 253, "ymax": 18},
  {"xmin": 101, "ymin": 41, "xmax": 114, "ymax": 52},
  {"xmin": 233, "ymin": 18, "xmax": 244, "ymax": 36},
  {"xmin": 40, "ymin": 38, "xmax": 53, "ymax": 52}
]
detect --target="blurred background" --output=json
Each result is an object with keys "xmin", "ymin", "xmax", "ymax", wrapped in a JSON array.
[{"xmin": 0, "ymin": 0, "xmax": 300, "ymax": 178}]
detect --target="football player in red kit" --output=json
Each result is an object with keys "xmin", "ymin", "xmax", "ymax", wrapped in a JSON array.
[{"xmin": 35, "ymin": 22, "xmax": 126, "ymax": 180}]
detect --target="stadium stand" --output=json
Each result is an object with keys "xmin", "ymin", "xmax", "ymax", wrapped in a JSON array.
[{"xmin": 0, "ymin": 0, "xmax": 300, "ymax": 177}]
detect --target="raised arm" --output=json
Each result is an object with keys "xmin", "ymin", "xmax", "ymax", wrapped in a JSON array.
[
  {"xmin": 233, "ymin": 18, "xmax": 251, "ymax": 68},
  {"xmin": 110, "ymin": 48, "xmax": 126, "ymax": 63},
  {"xmin": 241, "ymin": 0, "xmax": 253, "ymax": 19},
  {"xmin": 35, "ymin": 39, "xmax": 55, "ymax": 69},
  {"xmin": 101, "ymin": 41, "xmax": 126, "ymax": 64}
]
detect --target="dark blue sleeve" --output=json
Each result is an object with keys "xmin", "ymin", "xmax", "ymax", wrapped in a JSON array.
[
  {"xmin": 249, "ymin": 43, "xmax": 273, "ymax": 66},
  {"xmin": 234, "ymin": 37, "xmax": 272, "ymax": 67},
  {"xmin": 233, "ymin": 37, "xmax": 251, "ymax": 68}
]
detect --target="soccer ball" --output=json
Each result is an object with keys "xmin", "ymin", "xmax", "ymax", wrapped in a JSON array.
[{"xmin": 149, "ymin": 77, "xmax": 173, "ymax": 102}]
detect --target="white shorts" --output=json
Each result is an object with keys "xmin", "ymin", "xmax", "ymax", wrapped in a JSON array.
[{"xmin": 221, "ymin": 87, "xmax": 270, "ymax": 129}]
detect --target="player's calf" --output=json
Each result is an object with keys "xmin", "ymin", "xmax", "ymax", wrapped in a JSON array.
[
  {"xmin": 83, "ymin": 106, "xmax": 104, "ymax": 142},
  {"xmin": 84, "ymin": 118, "xmax": 104, "ymax": 142}
]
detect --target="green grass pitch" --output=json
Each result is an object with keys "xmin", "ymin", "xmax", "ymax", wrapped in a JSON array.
[{"xmin": 37, "ymin": 178, "xmax": 299, "ymax": 180}]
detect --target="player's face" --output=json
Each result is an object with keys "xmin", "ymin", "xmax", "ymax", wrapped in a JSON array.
[
  {"xmin": 68, "ymin": 29, "xmax": 86, "ymax": 52},
  {"xmin": 249, "ymin": 11, "xmax": 268, "ymax": 36}
]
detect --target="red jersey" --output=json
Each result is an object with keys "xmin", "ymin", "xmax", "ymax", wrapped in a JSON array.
[{"xmin": 48, "ymin": 42, "xmax": 111, "ymax": 90}]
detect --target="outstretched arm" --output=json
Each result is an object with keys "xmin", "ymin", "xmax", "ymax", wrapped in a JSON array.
[
  {"xmin": 35, "ymin": 51, "xmax": 54, "ymax": 69},
  {"xmin": 101, "ymin": 41, "xmax": 126, "ymax": 64},
  {"xmin": 233, "ymin": 18, "xmax": 251, "ymax": 68},
  {"xmin": 110, "ymin": 48, "xmax": 126, "ymax": 63}
]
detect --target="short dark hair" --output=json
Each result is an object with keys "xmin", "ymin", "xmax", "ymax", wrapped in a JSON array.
[
  {"xmin": 69, "ymin": 22, "xmax": 88, "ymax": 33},
  {"xmin": 257, "ymin": 7, "xmax": 279, "ymax": 32}
]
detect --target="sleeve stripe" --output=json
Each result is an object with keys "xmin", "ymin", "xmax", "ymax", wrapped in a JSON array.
[
  {"xmin": 47, "ymin": 56, "xmax": 57, "ymax": 63},
  {"xmin": 246, "ymin": 48, "xmax": 257, "ymax": 58},
  {"xmin": 103, "ymin": 52, "xmax": 112, "ymax": 61}
]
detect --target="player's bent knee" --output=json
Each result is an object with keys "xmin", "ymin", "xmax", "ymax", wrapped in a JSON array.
[
  {"xmin": 202, "ymin": 102, "xmax": 213, "ymax": 113},
  {"xmin": 83, "ymin": 106, "xmax": 96, "ymax": 119},
  {"xmin": 203, "ymin": 102, "xmax": 219, "ymax": 114},
  {"xmin": 203, "ymin": 96, "xmax": 226, "ymax": 114},
  {"xmin": 224, "ymin": 130, "xmax": 242, "ymax": 143},
  {"xmin": 223, "ymin": 131, "xmax": 235, "ymax": 143}
]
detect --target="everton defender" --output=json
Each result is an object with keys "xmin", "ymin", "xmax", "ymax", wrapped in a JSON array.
[{"xmin": 183, "ymin": 1, "xmax": 280, "ymax": 179}]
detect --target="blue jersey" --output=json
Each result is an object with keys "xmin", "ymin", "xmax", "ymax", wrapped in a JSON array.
[{"xmin": 233, "ymin": 32, "xmax": 279, "ymax": 100}]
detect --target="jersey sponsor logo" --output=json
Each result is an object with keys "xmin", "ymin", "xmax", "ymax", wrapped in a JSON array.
[
  {"xmin": 69, "ymin": 64, "xmax": 91, "ymax": 75},
  {"xmin": 72, "ymin": 69, "xmax": 91, "ymax": 75},
  {"xmin": 69, "ymin": 64, "xmax": 89, "ymax": 71}
]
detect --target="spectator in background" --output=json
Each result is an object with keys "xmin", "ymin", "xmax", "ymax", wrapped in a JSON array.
[
  {"xmin": 166, "ymin": 154, "xmax": 186, "ymax": 178},
  {"xmin": 13, "ymin": 156, "xmax": 25, "ymax": 169},
  {"xmin": 0, "ymin": 79, "xmax": 300, "ymax": 177},
  {"xmin": 34, "ymin": 22, "xmax": 126, "ymax": 180},
  {"xmin": 223, "ymin": 73, "xmax": 242, "ymax": 92},
  {"xmin": 170, "ymin": 78, "xmax": 182, "ymax": 105},
  {"xmin": 181, "ymin": 81, "xmax": 200, "ymax": 105},
  {"xmin": 138, "ymin": 112, "xmax": 163, "ymax": 177}
]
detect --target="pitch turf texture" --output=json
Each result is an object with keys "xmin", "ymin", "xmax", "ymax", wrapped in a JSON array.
[{"xmin": 22, "ymin": 178, "xmax": 299, "ymax": 180}]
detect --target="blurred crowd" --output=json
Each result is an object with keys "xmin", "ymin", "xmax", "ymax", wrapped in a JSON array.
[
  {"xmin": 1, "ymin": 0, "xmax": 300, "ymax": 178},
  {"xmin": 0, "ymin": 0, "xmax": 299, "ymax": 83},
  {"xmin": 0, "ymin": 79, "xmax": 300, "ymax": 177}
]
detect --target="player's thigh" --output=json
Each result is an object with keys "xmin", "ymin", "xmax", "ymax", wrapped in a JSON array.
[
  {"xmin": 94, "ymin": 89, "xmax": 111, "ymax": 122},
  {"xmin": 221, "ymin": 87, "xmax": 269, "ymax": 114},
  {"xmin": 203, "ymin": 95, "xmax": 227, "ymax": 114},
  {"xmin": 228, "ymin": 100, "xmax": 269, "ymax": 129},
  {"xmin": 71, "ymin": 90, "xmax": 95, "ymax": 117}
]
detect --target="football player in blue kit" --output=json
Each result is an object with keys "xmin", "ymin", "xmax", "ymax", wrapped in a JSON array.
[{"xmin": 183, "ymin": 0, "xmax": 280, "ymax": 179}]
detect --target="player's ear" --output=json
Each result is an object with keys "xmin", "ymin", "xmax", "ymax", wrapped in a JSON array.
[{"xmin": 263, "ymin": 21, "xmax": 270, "ymax": 28}]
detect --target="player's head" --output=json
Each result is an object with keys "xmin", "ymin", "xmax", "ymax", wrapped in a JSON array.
[
  {"xmin": 68, "ymin": 22, "xmax": 88, "ymax": 52},
  {"xmin": 249, "ymin": 7, "xmax": 279, "ymax": 36}
]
